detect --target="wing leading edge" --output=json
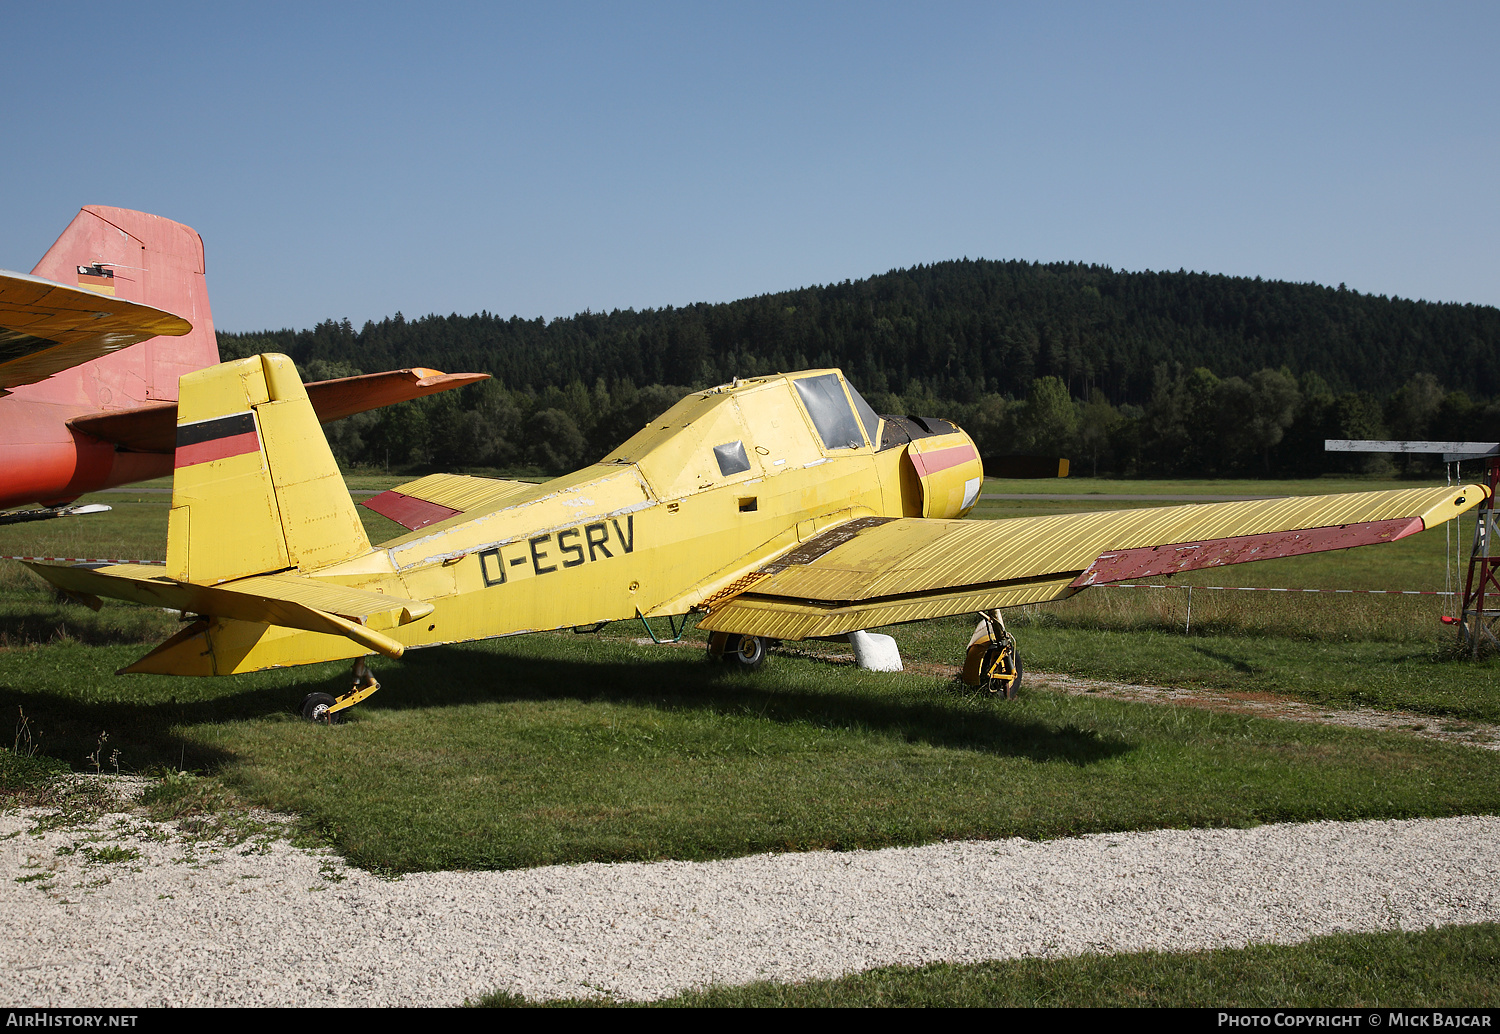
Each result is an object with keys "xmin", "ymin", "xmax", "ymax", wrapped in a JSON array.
[
  {"xmin": 697, "ymin": 485, "xmax": 1486, "ymax": 640},
  {"xmin": 0, "ymin": 269, "xmax": 192, "ymax": 391}
]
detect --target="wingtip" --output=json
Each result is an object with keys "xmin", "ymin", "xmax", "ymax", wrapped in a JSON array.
[{"xmin": 412, "ymin": 371, "xmax": 491, "ymax": 388}]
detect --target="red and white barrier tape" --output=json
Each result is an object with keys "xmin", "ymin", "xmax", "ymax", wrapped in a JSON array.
[
  {"xmin": 1, "ymin": 555, "xmax": 165, "ymax": 566},
  {"xmin": 1097, "ymin": 583, "xmax": 1453, "ymax": 596}
]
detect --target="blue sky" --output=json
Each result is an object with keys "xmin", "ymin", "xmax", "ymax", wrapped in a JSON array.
[{"xmin": 3, "ymin": 2, "xmax": 1496, "ymax": 331}]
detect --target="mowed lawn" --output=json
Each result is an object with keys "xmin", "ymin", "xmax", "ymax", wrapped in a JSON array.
[
  {"xmin": 1, "ymin": 473, "xmax": 1497, "ymax": 876},
  {"xmin": 3, "ymin": 628, "xmax": 1500, "ymax": 873}
]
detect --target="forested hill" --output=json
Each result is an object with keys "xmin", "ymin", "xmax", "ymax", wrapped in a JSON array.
[
  {"xmin": 221, "ymin": 260, "xmax": 1500, "ymax": 404},
  {"xmin": 216, "ymin": 261, "xmax": 1500, "ymax": 477}
]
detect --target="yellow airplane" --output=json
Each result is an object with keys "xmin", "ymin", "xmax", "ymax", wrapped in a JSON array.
[{"xmin": 23, "ymin": 353, "xmax": 1488, "ymax": 720}]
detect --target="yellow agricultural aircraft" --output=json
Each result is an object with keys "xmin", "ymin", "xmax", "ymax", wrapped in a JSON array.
[{"xmin": 24, "ymin": 354, "xmax": 1488, "ymax": 720}]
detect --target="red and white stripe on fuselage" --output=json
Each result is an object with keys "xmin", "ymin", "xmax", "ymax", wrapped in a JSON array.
[{"xmin": 907, "ymin": 434, "xmax": 984, "ymax": 518}]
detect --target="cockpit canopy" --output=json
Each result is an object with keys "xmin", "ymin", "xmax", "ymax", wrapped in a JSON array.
[
  {"xmin": 601, "ymin": 370, "xmax": 883, "ymax": 499},
  {"xmin": 791, "ymin": 372, "xmax": 881, "ymax": 453}
]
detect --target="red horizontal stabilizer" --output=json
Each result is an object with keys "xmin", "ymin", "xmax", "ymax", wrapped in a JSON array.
[
  {"xmin": 70, "ymin": 368, "xmax": 492, "ymax": 453},
  {"xmin": 303, "ymin": 369, "xmax": 491, "ymax": 424},
  {"xmin": 67, "ymin": 400, "xmax": 177, "ymax": 452},
  {"xmin": 361, "ymin": 490, "xmax": 462, "ymax": 531},
  {"xmin": 1071, "ymin": 517, "xmax": 1426, "ymax": 588}
]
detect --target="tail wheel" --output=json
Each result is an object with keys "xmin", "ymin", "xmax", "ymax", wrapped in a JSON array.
[
  {"xmin": 301, "ymin": 692, "xmax": 340, "ymax": 724},
  {"xmin": 724, "ymin": 633, "xmax": 766, "ymax": 671}
]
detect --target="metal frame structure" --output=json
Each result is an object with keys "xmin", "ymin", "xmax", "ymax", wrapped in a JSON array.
[
  {"xmin": 1456, "ymin": 458, "xmax": 1500, "ymax": 656},
  {"xmin": 1326, "ymin": 439, "xmax": 1500, "ymax": 655}
]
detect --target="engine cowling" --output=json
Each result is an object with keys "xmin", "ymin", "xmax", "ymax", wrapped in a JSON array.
[{"xmin": 907, "ymin": 430, "xmax": 984, "ymax": 518}]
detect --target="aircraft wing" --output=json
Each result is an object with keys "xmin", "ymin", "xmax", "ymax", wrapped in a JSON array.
[
  {"xmin": 0, "ymin": 269, "xmax": 192, "ymax": 391},
  {"xmin": 23, "ymin": 561, "xmax": 432, "ymax": 659},
  {"xmin": 697, "ymin": 485, "xmax": 1485, "ymax": 640},
  {"xmin": 67, "ymin": 368, "xmax": 493, "ymax": 453}
]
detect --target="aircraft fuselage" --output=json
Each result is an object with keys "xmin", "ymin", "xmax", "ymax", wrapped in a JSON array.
[{"xmin": 132, "ymin": 370, "xmax": 982, "ymax": 674}]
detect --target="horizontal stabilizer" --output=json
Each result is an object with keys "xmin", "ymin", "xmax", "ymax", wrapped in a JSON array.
[
  {"xmin": 0, "ymin": 269, "xmax": 192, "ymax": 391},
  {"xmin": 64, "ymin": 401, "xmax": 177, "ymax": 452},
  {"xmin": 24, "ymin": 561, "xmax": 428, "ymax": 658},
  {"xmin": 363, "ymin": 472, "xmax": 537, "ymax": 530},
  {"xmin": 0, "ymin": 503, "xmax": 111, "ymax": 526},
  {"xmin": 68, "ymin": 367, "xmax": 491, "ymax": 453},
  {"xmin": 698, "ymin": 484, "xmax": 1487, "ymax": 640},
  {"xmin": 302, "ymin": 368, "xmax": 491, "ymax": 423}
]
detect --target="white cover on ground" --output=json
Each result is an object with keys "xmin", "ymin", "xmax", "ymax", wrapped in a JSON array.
[{"xmin": 847, "ymin": 630, "xmax": 903, "ymax": 671}]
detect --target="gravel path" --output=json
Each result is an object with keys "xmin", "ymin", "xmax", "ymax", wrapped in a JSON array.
[{"xmin": 5, "ymin": 790, "xmax": 1498, "ymax": 1006}]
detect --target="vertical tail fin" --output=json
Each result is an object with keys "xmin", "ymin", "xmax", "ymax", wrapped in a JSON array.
[
  {"xmin": 28, "ymin": 205, "xmax": 218, "ymax": 406},
  {"xmin": 167, "ymin": 354, "xmax": 371, "ymax": 584}
]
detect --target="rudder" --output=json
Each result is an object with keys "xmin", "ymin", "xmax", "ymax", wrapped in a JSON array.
[{"xmin": 168, "ymin": 354, "xmax": 371, "ymax": 584}]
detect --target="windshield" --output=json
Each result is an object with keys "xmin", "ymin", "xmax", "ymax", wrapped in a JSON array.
[
  {"xmin": 845, "ymin": 381, "xmax": 881, "ymax": 447},
  {"xmin": 794, "ymin": 374, "xmax": 866, "ymax": 451}
]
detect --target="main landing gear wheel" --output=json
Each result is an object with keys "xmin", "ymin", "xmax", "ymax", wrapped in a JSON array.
[
  {"xmin": 301, "ymin": 692, "xmax": 339, "ymax": 724},
  {"xmin": 961, "ymin": 609, "xmax": 1023, "ymax": 700},
  {"xmin": 707, "ymin": 631, "xmax": 768, "ymax": 671},
  {"xmin": 979, "ymin": 642, "xmax": 1023, "ymax": 699}
]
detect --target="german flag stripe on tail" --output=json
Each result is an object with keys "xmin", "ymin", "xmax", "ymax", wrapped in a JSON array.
[
  {"xmin": 75, "ymin": 265, "xmax": 116, "ymax": 296},
  {"xmin": 174, "ymin": 411, "xmax": 260, "ymax": 468}
]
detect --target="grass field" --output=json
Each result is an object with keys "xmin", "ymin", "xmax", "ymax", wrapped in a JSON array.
[
  {"xmin": 5, "ymin": 626, "xmax": 1500, "ymax": 874},
  {"xmin": 3, "ymin": 473, "xmax": 1497, "ymax": 864},
  {"xmin": 4, "ymin": 472, "xmax": 1497, "ymax": 1004}
]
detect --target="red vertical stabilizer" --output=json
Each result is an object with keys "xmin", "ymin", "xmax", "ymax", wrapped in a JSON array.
[
  {"xmin": 3, "ymin": 207, "xmax": 219, "ymax": 507},
  {"xmin": 25, "ymin": 206, "xmax": 218, "ymax": 409}
]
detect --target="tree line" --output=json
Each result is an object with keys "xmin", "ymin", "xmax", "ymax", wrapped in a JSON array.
[{"xmin": 218, "ymin": 260, "xmax": 1500, "ymax": 477}]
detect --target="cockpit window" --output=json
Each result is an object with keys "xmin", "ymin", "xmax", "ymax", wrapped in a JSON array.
[
  {"xmin": 794, "ymin": 374, "xmax": 866, "ymax": 451},
  {"xmin": 846, "ymin": 382, "xmax": 881, "ymax": 449}
]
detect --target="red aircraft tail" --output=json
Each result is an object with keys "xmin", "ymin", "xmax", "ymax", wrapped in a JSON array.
[
  {"xmin": 2, "ymin": 207, "xmax": 219, "ymax": 507},
  {"xmin": 26, "ymin": 205, "xmax": 219, "ymax": 408},
  {"xmin": 3, "ymin": 206, "xmax": 489, "ymax": 512}
]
